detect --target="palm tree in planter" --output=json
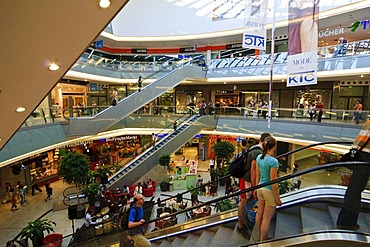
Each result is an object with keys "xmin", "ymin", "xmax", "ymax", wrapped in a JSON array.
[
  {"xmin": 20, "ymin": 218, "xmax": 56, "ymax": 247},
  {"xmin": 59, "ymin": 152, "xmax": 90, "ymax": 219},
  {"xmin": 159, "ymin": 154, "xmax": 171, "ymax": 191}
]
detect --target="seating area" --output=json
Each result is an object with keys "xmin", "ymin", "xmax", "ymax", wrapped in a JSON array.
[{"xmin": 128, "ymin": 180, "xmax": 156, "ymax": 197}]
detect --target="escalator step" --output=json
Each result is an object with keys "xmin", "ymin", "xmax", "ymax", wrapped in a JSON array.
[
  {"xmin": 194, "ymin": 229, "xmax": 216, "ymax": 247},
  {"xmin": 170, "ymin": 237, "xmax": 186, "ymax": 246},
  {"xmin": 181, "ymin": 233, "xmax": 200, "ymax": 247},
  {"xmin": 301, "ymin": 206, "xmax": 333, "ymax": 233},
  {"xmin": 274, "ymin": 211, "xmax": 302, "ymax": 238},
  {"xmin": 157, "ymin": 239, "xmax": 171, "ymax": 247},
  {"xmin": 328, "ymin": 206, "xmax": 370, "ymax": 233},
  {"xmin": 209, "ymin": 226, "xmax": 234, "ymax": 246}
]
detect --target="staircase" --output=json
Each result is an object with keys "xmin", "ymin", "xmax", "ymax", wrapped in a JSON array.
[
  {"xmin": 68, "ymin": 64, "xmax": 206, "ymax": 136},
  {"xmin": 106, "ymin": 115, "xmax": 217, "ymax": 188}
]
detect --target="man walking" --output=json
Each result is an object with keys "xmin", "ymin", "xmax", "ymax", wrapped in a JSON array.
[
  {"xmin": 337, "ymin": 120, "xmax": 370, "ymax": 230},
  {"xmin": 128, "ymin": 194, "xmax": 151, "ymax": 247},
  {"xmin": 237, "ymin": 133, "xmax": 270, "ymax": 238}
]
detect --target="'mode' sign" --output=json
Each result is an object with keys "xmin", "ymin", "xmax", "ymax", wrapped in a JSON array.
[{"xmin": 287, "ymin": 51, "xmax": 317, "ymax": 87}]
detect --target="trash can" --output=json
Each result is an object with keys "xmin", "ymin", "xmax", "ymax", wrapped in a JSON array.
[{"xmin": 169, "ymin": 182, "xmax": 174, "ymax": 192}]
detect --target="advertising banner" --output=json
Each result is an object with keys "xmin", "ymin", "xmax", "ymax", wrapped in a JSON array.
[
  {"xmin": 212, "ymin": 0, "xmax": 245, "ymax": 21},
  {"xmin": 287, "ymin": 0, "xmax": 319, "ymax": 87},
  {"xmin": 242, "ymin": 0, "xmax": 268, "ymax": 50}
]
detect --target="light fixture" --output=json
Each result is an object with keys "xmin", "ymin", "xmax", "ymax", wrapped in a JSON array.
[
  {"xmin": 361, "ymin": 74, "xmax": 364, "ymax": 78},
  {"xmin": 98, "ymin": 0, "xmax": 111, "ymax": 9},
  {"xmin": 49, "ymin": 63, "xmax": 59, "ymax": 71},
  {"xmin": 16, "ymin": 107, "xmax": 26, "ymax": 113}
]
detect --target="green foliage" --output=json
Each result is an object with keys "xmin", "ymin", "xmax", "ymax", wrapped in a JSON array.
[
  {"xmin": 81, "ymin": 182, "xmax": 100, "ymax": 196},
  {"xmin": 187, "ymin": 185, "xmax": 203, "ymax": 196},
  {"xmin": 20, "ymin": 218, "xmax": 56, "ymax": 240},
  {"xmin": 215, "ymin": 199, "xmax": 238, "ymax": 212},
  {"xmin": 278, "ymin": 180, "xmax": 294, "ymax": 194},
  {"xmin": 59, "ymin": 152, "xmax": 90, "ymax": 206},
  {"xmin": 59, "ymin": 152, "xmax": 90, "ymax": 186},
  {"xmin": 159, "ymin": 154, "xmax": 171, "ymax": 168},
  {"xmin": 213, "ymin": 141, "xmax": 235, "ymax": 163}
]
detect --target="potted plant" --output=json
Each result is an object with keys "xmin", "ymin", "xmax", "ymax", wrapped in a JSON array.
[
  {"xmin": 278, "ymin": 180, "xmax": 294, "ymax": 194},
  {"xmin": 217, "ymin": 166, "xmax": 230, "ymax": 186},
  {"xmin": 59, "ymin": 152, "xmax": 90, "ymax": 219},
  {"xmin": 81, "ymin": 182, "xmax": 100, "ymax": 206},
  {"xmin": 215, "ymin": 198, "xmax": 238, "ymax": 212},
  {"xmin": 159, "ymin": 154, "xmax": 171, "ymax": 191},
  {"xmin": 20, "ymin": 218, "xmax": 56, "ymax": 247},
  {"xmin": 213, "ymin": 141, "xmax": 235, "ymax": 168},
  {"xmin": 188, "ymin": 185, "xmax": 203, "ymax": 205}
]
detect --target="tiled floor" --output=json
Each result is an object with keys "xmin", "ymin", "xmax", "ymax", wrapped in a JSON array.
[{"xmin": 0, "ymin": 147, "xmax": 348, "ymax": 247}]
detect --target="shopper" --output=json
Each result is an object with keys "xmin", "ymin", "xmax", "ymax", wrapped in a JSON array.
[
  {"xmin": 255, "ymin": 136, "xmax": 282, "ymax": 241},
  {"xmin": 138, "ymin": 76, "xmax": 143, "ymax": 92},
  {"xmin": 19, "ymin": 183, "xmax": 26, "ymax": 205},
  {"xmin": 10, "ymin": 195, "xmax": 18, "ymax": 211},
  {"xmin": 31, "ymin": 174, "xmax": 42, "ymax": 196},
  {"xmin": 337, "ymin": 120, "xmax": 370, "ymax": 230},
  {"xmin": 237, "ymin": 133, "xmax": 271, "ymax": 239},
  {"xmin": 173, "ymin": 121, "xmax": 178, "ymax": 134},
  {"xmin": 45, "ymin": 180, "xmax": 53, "ymax": 201},
  {"xmin": 128, "ymin": 194, "xmax": 151, "ymax": 247},
  {"xmin": 151, "ymin": 133, "xmax": 157, "ymax": 150},
  {"xmin": 308, "ymin": 104, "xmax": 316, "ymax": 121},
  {"xmin": 316, "ymin": 101, "xmax": 324, "ymax": 123},
  {"xmin": 2, "ymin": 182, "xmax": 14, "ymax": 204},
  {"xmin": 354, "ymin": 100, "xmax": 363, "ymax": 125}
]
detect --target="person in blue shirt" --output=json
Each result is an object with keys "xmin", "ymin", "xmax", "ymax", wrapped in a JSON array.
[
  {"xmin": 255, "ymin": 136, "xmax": 282, "ymax": 241},
  {"xmin": 128, "ymin": 194, "xmax": 151, "ymax": 247}
]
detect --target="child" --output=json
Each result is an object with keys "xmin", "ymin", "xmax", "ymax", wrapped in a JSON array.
[{"xmin": 11, "ymin": 195, "xmax": 18, "ymax": 211}]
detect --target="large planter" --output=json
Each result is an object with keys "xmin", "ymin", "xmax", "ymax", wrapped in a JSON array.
[
  {"xmin": 160, "ymin": 182, "xmax": 169, "ymax": 192},
  {"xmin": 31, "ymin": 235, "xmax": 44, "ymax": 247}
]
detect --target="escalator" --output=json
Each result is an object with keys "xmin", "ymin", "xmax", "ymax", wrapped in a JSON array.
[
  {"xmin": 147, "ymin": 186, "xmax": 370, "ymax": 247},
  {"xmin": 68, "ymin": 64, "xmax": 206, "ymax": 137},
  {"xmin": 106, "ymin": 115, "xmax": 217, "ymax": 188}
]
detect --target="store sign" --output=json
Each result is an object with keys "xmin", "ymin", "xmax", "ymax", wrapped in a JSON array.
[
  {"xmin": 90, "ymin": 83, "xmax": 98, "ymax": 92},
  {"xmin": 106, "ymin": 135, "xmax": 139, "ymax": 142},
  {"xmin": 180, "ymin": 47, "xmax": 197, "ymax": 53},
  {"xmin": 318, "ymin": 27, "xmax": 344, "ymax": 37},
  {"xmin": 58, "ymin": 140, "xmax": 93, "ymax": 148},
  {"xmin": 131, "ymin": 48, "xmax": 147, "ymax": 54},
  {"xmin": 242, "ymin": 0, "xmax": 268, "ymax": 50},
  {"xmin": 95, "ymin": 40, "xmax": 104, "ymax": 49},
  {"xmin": 226, "ymin": 43, "xmax": 242, "ymax": 49}
]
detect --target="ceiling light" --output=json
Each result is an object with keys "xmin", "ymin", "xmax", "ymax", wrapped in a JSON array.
[
  {"xmin": 98, "ymin": 0, "xmax": 111, "ymax": 9},
  {"xmin": 16, "ymin": 107, "xmax": 26, "ymax": 113},
  {"xmin": 361, "ymin": 74, "xmax": 364, "ymax": 78},
  {"xmin": 49, "ymin": 63, "xmax": 59, "ymax": 71}
]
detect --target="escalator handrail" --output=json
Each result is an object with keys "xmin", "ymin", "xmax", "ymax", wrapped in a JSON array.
[{"xmin": 139, "ymin": 160, "xmax": 370, "ymax": 227}]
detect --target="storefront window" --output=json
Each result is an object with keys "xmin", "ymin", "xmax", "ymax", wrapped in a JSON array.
[
  {"xmin": 293, "ymin": 89, "xmax": 332, "ymax": 118},
  {"xmin": 242, "ymin": 91, "xmax": 280, "ymax": 108},
  {"xmin": 175, "ymin": 90, "xmax": 203, "ymax": 113}
]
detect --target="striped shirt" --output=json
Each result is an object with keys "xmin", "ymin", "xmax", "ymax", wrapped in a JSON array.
[{"xmin": 352, "ymin": 120, "xmax": 370, "ymax": 153}]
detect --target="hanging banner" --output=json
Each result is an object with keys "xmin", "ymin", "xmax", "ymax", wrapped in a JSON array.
[
  {"xmin": 287, "ymin": 0, "xmax": 319, "ymax": 87},
  {"xmin": 242, "ymin": 0, "xmax": 268, "ymax": 50},
  {"xmin": 212, "ymin": 0, "xmax": 245, "ymax": 21}
]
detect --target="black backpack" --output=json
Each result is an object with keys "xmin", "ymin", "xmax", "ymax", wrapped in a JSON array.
[
  {"xmin": 119, "ymin": 206, "xmax": 138, "ymax": 230},
  {"xmin": 228, "ymin": 146, "xmax": 261, "ymax": 178}
]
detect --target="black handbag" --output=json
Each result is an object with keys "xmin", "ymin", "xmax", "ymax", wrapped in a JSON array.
[{"xmin": 340, "ymin": 137, "xmax": 369, "ymax": 170}]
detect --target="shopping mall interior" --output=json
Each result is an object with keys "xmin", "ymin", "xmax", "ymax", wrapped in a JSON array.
[{"xmin": 0, "ymin": 0, "xmax": 369, "ymax": 246}]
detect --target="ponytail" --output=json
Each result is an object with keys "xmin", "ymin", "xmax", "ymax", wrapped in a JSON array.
[{"xmin": 260, "ymin": 136, "xmax": 277, "ymax": 159}]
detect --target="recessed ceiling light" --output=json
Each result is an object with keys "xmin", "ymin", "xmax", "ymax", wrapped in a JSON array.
[
  {"xmin": 361, "ymin": 74, "xmax": 364, "ymax": 78},
  {"xmin": 16, "ymin": 107, "xmax": 26, "ymax": 113},
  {"xmin": 49, "ymin": 63, "xmax": 59, "ymax": 71},
  {"xmin": 0, "ymin": 138, "xmax": 2, "ymax": 141},
  {"xmin": 98, "ymin": 0, "xmax": 110, "ymax": 9}
]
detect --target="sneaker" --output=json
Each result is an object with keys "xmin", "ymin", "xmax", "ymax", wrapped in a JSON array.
[
  {"xmin": 237, "ymin": 225, "xmax": 251, "ymax": 239},
  {"xmin": 337, "ymin": 224, "xmax": 360, "ymax": 231}
]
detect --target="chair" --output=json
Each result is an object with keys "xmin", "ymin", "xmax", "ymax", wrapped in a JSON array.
[
  {"xmin": 156, "ymin": 207, "xmax": 164, "ymax": 218},
  {"xmin": 179, "ymin": 201, "xmax": 188, "ymax": 210},
  {"xmin": 164, "ymin": 207, "xmax": 172, "ymax": 213},
  {"xmin": 42, "ymin": 233, "xmax": 63, "ymax": 247}
]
